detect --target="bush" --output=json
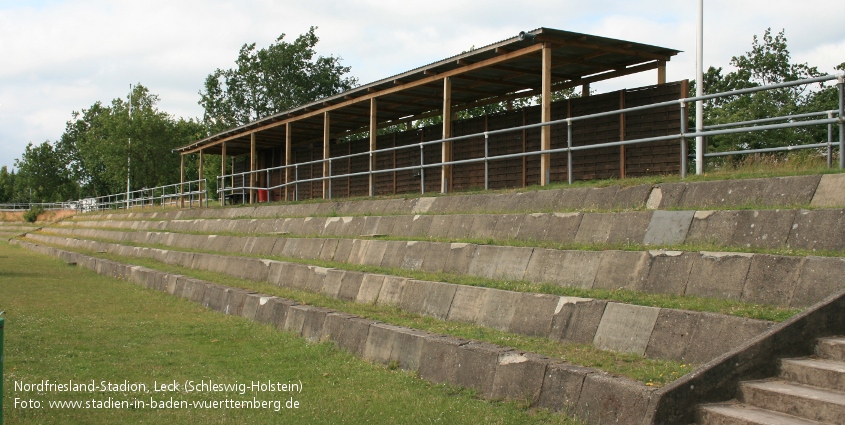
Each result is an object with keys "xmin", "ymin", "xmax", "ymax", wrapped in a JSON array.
[{"xmin": 23, "ymin": 206, "xmax": 45, "ymax": 223}]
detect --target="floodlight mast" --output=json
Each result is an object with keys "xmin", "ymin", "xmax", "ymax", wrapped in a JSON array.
[{"xmin": 126, "ymin": 84, "xmax": 132, "ymax": 209}]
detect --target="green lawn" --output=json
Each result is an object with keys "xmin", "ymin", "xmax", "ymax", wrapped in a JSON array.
[{"xmin": 0, "ymin": 240, "xmax": 578, "ymax": 424}]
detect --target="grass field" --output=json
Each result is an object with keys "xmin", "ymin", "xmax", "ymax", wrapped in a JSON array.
[{"xmin": 0, "ymin": 240, "xmax": 581, "ymax": 424}]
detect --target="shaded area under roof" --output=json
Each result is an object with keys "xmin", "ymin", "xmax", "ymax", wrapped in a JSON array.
[{"xmin": 178, "ymin": 27, "xmax": 681, "ymax": 156}]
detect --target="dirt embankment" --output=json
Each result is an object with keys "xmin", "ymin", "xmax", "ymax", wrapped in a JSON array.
[{"xmin": 0, "ymin": 209, "xmax": 76, "ymax": 223}]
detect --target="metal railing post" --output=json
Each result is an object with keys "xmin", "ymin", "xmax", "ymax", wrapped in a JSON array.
[
  {"xmin": 328, "ymin": 159, "xmax": 332, "ymax": 200},
  {"xmin": 828, "ymin": 111, "xmax": 834, "ymax": 169},
  {"xmin": 680, "ymin": 100, "xmax": 689, "ymax": 178},
  {"xmin": 839, "ymin": 77, "xmax": 844, "ymax": 169},
  {"xmin": 484, "ymin": 132, "xmax": 489, "ymax": 190},
  {"xmin": 567, "ymin": 119, "xmax": 573, "ymax": 185},
  {"xmin": 1, "ymin": 311, "xmax": 4, "ymax": 425},
  {"xmin": 369, "ymin": 152, "xmax": 374, "ymax": 197},
  {"xmin": 295, "ymin": 165, "xmax": 299, "ymax": 201},
  {"xmin": 419, "ymin": 143, "xmax": 425, "ymax": 195}
]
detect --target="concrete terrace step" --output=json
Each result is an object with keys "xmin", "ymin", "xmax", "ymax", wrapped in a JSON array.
[
  {"xmin": 781, "ymin": 358, "xmax": 845, "ymax": 391},
  {"xmin": 20, "ymin": 232, "xmax": 774, "ymax": 365},
  {"xmin": 697, "ymin": 403, "xmax": 826, "ymax": 425},
  {"xmin": 77, "ymin": 174, "xmax": 845, "ymax": 223},
  {"xmin": 65, "ymin": 206, "xmax": 845, "ymax": 253},
  {"xmin": 738, "ymin": 380, "xmax": 845, "ymax": 424},
  {"xmin": 37, "ymin": 226, "xmax": 845, "ymax": 309},
  {"xmin": 10, "ymin": 239, "xmax": 660, "ymax": 425},
  {"xmin": 817, "ymin": 337, "xmax": 845, "ymax": 361}
]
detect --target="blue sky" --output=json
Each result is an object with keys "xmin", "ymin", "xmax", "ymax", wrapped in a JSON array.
[{"xmin": 1, "ymin": 0, "xmax": 842, "ymax": 170}]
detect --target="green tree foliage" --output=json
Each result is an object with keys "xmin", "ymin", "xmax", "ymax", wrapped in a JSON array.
[
  {"xmin": 700, "ymin": 28, "xmax": 841, "ymax": 154},
  {"xmin": 199, "ymin": 27, "xmax": 358, "ymax": 133},
  {"xmin": 13, "ymin": 141, "xmax": 77, "ymax": 202},
  {"xmin": 0, "ymin": 166, "xmax": 16, "ymax": 203},
  {"xmin": 57, "ymin": 84, "xmax": 207, "ymax": 197}
]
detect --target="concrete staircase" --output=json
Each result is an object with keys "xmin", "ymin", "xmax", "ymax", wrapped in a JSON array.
[{"xmin": 697, "ymin": 337, "xmax": 845, "ymax": 424}]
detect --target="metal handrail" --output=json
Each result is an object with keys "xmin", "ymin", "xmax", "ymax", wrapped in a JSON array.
[{"xmin": 213, "ymin": 72, "xmax": 843, "ymax": 201}]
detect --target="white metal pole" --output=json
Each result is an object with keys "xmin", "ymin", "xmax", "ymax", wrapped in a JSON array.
[
  {"xmin": 127, "ymin": 84, "xmax": 132, "ymax": 209},
  {"xmin": 695, "ymin": 0, "xmax": 704, "ymax": 174}
]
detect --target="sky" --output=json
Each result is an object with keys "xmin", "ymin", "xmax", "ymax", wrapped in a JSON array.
[{"xmin": 1, "ymin": 0, "xmax": 843, "ymax": 170}]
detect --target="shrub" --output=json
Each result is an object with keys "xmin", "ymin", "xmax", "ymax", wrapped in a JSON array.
[{"xmin": 23, "ymin": 206, "xmax": 45, "ymax": 223}]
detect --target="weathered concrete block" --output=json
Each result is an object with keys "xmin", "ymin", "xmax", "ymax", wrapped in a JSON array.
[
  {"xmin": 537, "ymin": 362, "xmax": 593, "ymax": 413},
  {"xmin": 684, "ymin": 210, "xmax": 739, "ymax": 245},
  {"xmin": 321, "ymin": 269, "xmax": 346, "ymax": 298},
  {"xmin": 643, "ymin": 210, "xmax": 695, "ymax": 245},
  {"xmin": 742, "ymin": 254, "xmax": 805, "ymax": 306},
  {"xmin": 442, "ymin": 243, "xmax": 477, "ymax": 275},
  {"xmin": 389, "ymin": 215, "xmax": 415, "ymax": 238},
  {"xmin": 685, "ymin": 252, "xmax": 752, "ymax": 301},
  {"xmin": 644, "ymin": 309, "xmax": 699, "ymax": 361},
  {"xmin": 787, "ymin": 209, "xmax": 845, "ymax": 251},
  {"xmin": 318, "ymin": 238, "xmax": 339, "ymax": 261},
  {"xmin": 516, "ymin": 213, "xmax": 551, "ymax": 241},
  {"xmin": 407, "ymin": 214, "xmax": 434, "ymax": 238},
  {"xmin": 477, "ymin": 288, "xmax": 521, "ymax": 331},
  {"xmin": 419, "ymin": 281, "xmax": 458, "ymax": 320},
  {"xmin": 593, "ymin": 303, "xmax": 660, "ymax": 356},
  {"xmin": 325, "ymin": 315, "xmax": 373, "ymax": 356},
  {"xmin": 454, "ymin": 342, "xmax": 510, "ymax": 398},
  {"xmin": 376, "ymin": 276, "xmax": 408, "ymax": 306},
  {"xmin": 550, "ymin": 251, "xmax": 601, "ymax": 289},
  {"xmin": 223, "ymin": 288, "xmax": 249, "ymax": 316},
  {"xmin": 337, "ymin": 271, "xmax": 365, "ymax": 301},
  {"xmin": 592, "ymin": 250, "xmax": 650, "ymax": 291},
  {"xmin": 356, "ymin": 274, "xmax": 385, "ymax": 304},
  {"xmin": 468, "ymin": 245, "xmax": 533, "ymax": 280},
  {"xmin": 508, "ymin": 293, "xmax": 560, "ymax": 337},
  {"xmin": 446, "ymin": 285, "xmax": 488, "ymax": 323},
  {"xmin": 240, "ymin": 293, "xmax": 267, "ymax": 321},
  {"xmin": 642, "ymin": 251, "xmax": 696, "ymax": 296},
  {"xmin": 491, "ymin": 352, "xmax": 549, "ymax": 403},
  {"xmin": 574, "ymin": 213, "xmax": 613, "ymax": 244},
  {"xmin": 792, "ymin": 256, "xmax": 845, "ymax": 308},
  {"xmin": 575, "ymin": 373, "xmax": 654, "ymax": 425},
  {"xmin": 556, "ymin": 187, "xmax": 590, "ymax": 210},
  {"xmin": 418, "ymin": 335, "xmax": 466, "ymax": 385},
  {"xmin": 607, "ymin": 211, "xmax": 652, "ymax": 244},
  {"xmin": 582, "ymin": 186, "xmax": 619, "ymax": 210},
  {"xmin": 400, "ymin": 241, "xmax": 427, "ymax": 270},
  {"xmin": 419, "ymin": 242, "xmax": 451, "ymax": 273},
  {"xmin": 491, "ymin": 214, "xmax": 524, "ymax": 239},
  {"xmin": 446, "ymin": 214, "xmax": 476, "ymax": 239},
  {"xmin": 332, "ymin": 239, "xmax": 354, "ymax": 263},
  {"xmin": 378, "ymin": 240, "xmax": 407, "ymax": 268},
  {"xmin": 286, "ymin": 304, "xmax": 331, "ymax": 341},
  {"xmin": 303, "ymin": 265, "xmax": 330, "ymax": 293},
  {"xmin": 427, "ymin": 215, "xmax": 454, "ymax": 238},
  {"xmin": 811, "ymin": 173, "xmax": 845, "ymax": 207},
  {"xmin": 360, "ymin": 239, "xmax": 389, "ymax": 266},
  {"xmin": 363, "ymin": 323, "xmax": 426, "ymax": 371},
  {"xmin": 615, "ymin": 184, "xmax": 652, "ymax": 210},
  {"xmin": 202, "ymin": 284, "xmax": 229, "ymax": 312},
  {"xmin": 543, "ymin": 212, "xmax": 583, "ymax": 243},
  {"xmin": 646, "ymin": 183, "xmax": 686, "ymax": 209},
  {"xmin": 732, "ymin": 209, "xmax": 796, "ymax": 249},
  {"xmin": 762, "ymin": 175, "xmax": 821, "ymax": 206},
  {"xmin": 468, "ymin": 214, "xmax": 501, "ymax": 240},
  {"xmin": 684, "ymin": 312, "xmax": 773, "ymax": 364}
]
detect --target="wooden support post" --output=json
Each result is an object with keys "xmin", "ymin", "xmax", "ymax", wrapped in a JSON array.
[
  {"xmin": 249, "ymin": 132, "xmax": 256, "ymax": 204},
  {"xmin": 540, "ymin": 43, "xmax": 552, "ymax": 186},
  {"xmin": 179, "ymin": 154, "xmax": 185, "ymax": 208},
  {"xmin": 198, "ymin": 149, "xmax": 204, "ymax": 206},
  {"xmin": 220, "ymin": 142, "xmax": 226, "ymax": 206},
  {"xmin": 323, "ymin": 112, "xmax": 330, "ymax": 199},
  {"xmin": 582, "ymin": 82, "xmax": 590, "ymax": 97},
  {"xmin": 619, "ymin": 91, "xmax": 627, "ymax": 179},
  {"xmin": 657, "ymin": 60, "xmax": 667, "ymax": 84},
  {"xmin": 441, "ymin": 77, "xmax": 452, "ymax": 193},
  {"xmin": 369, "ymin": 98, "xmax": 377, "ymax": 197},
  {"xmin": 285, "ymin": 123, "xmax": 291, "ymax": 201}
]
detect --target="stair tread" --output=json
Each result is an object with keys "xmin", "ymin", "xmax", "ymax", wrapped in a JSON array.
[
  {"xmin": 744, "ymin": 379, "xmax": 845, "ymax": 405},
  {"xmin": 818, "ymin": 337, "xmax": 845, "ymax": 345},
  {"xmin": 700, "ymin": 402, "xmax": 827, "ymax": 425},
  {"xmin": 783, "ymin": 358, "xmax": 845, "ymax": 373}
]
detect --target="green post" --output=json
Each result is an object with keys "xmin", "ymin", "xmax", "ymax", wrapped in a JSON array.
[{"xmin": 1, "ymin": 311, "xmax": 5, "ymax": 425}]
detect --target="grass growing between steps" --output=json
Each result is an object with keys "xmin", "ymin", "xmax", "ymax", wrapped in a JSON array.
[
  {"xmin": 33, "ymin": 231, "xmax": 801, "ymax": 323},
  {"xmin": 0, "ymin": 240, "xmax": 581, "ymax": 425},
  {"xmin": 30, "ymin": 241, "xmax": 694, "ymax": 388}
]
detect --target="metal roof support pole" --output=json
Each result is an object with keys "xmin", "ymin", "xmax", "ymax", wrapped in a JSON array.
[
  {"xmin": 220, "ymin": 142, "xmax": 227, "ymax": 206},
  {"xmin": 540, "ymin": 42, "xmax": 552, "ymax": 186},
  {"xmin": 198, "ymin": 149, "xmax": 204, "ymax": 206},
  {"xmin": 179, "ymin": 154, "xmax": 185, "ymax": 208},
  {"xmin": 370, "ymin": 98, "xmax": 377, "ymax": 197},
  {"xmin": 285, "ymin": 123, "xmax": 292, "ymax": 201},
  {"xmin": 323, "ymin": 112, "xmax": 331, "ymax": 199},
  {"xmin": 441, "ymin": 77, "xmax": 452, "ymax": 193},
  {"xmin": 250, "ymin": 132, "xmax": 256, "ymax": 204}
]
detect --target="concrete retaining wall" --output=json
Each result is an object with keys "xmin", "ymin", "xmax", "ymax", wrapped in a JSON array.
[
  {"xmin": 23, "ymin": 233, "xmax": 773, "ymax": 364},
  {"xmin": 39, "ymin": 227, "xmax": 844, "ymax": 309},
  {"xmin": 12, "ymin": 238, "xmax": 658, "ymax": 425},
  {"xmin": 65, "ymin": 204, "xmax": 845, "ymax": 252}
]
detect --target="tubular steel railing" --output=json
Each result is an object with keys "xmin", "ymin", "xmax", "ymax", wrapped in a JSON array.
[
  {"xmin": 217, "ymin": 73, "xmax": 844, "ymax": 203},
  {"xmin": 89, "ymin": 179, "xmax": 208, "ymax": 212}
]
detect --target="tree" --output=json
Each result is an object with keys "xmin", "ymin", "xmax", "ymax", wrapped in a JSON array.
[
  {"xmin": 199, "ymin": 27, "xmax": 358, "ymax": 133},
  {"xmin": 14, "ymin": 141, "xmax": 77, "ymax": 202},
  {"xmin": 0, "ymin": 166, "xmax": 16, "ymax": 203},
  {"xmin": 700, "ymin": 28, "xmax": 838, "ymax": 154}
]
